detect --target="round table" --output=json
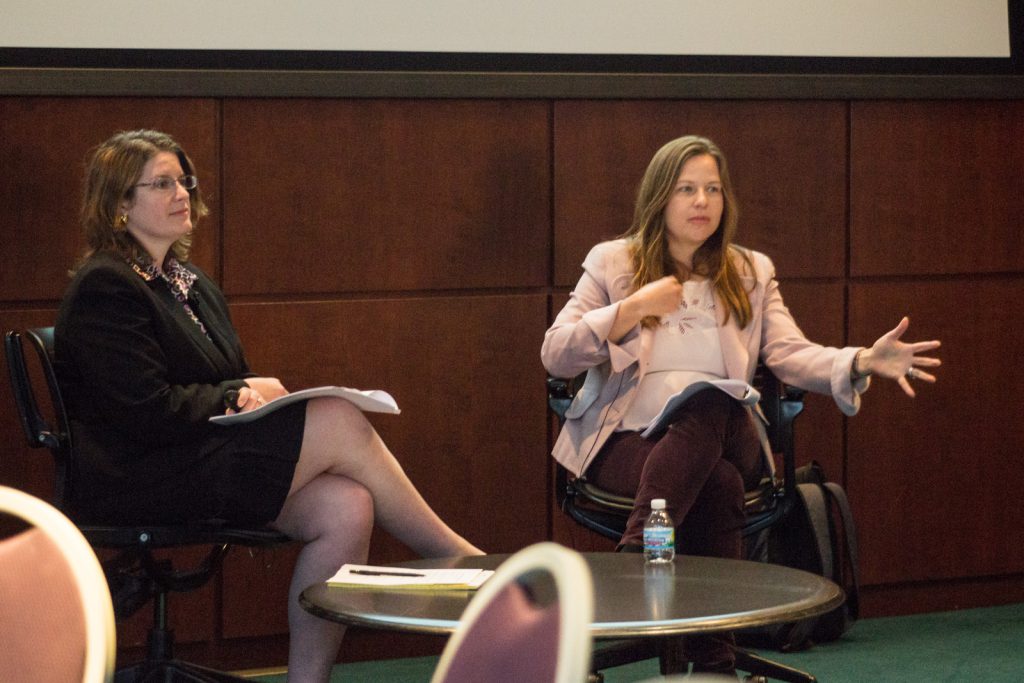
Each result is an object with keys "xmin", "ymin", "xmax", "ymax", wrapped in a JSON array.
[{"xmin": 300, "ymin": 552, "xmax": 843, "ymax": 638}]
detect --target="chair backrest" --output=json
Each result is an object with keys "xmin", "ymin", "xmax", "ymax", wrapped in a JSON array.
[
  {"xmin": 0, "ymin": 485, "xmax": 116, "ymax": 683},
  {"xmin": 431, "ymin": 542, "xmax": 594, "ymax": 683},
  {"xmin": 751, "ymin": 362, "xmax": 805, "ymax": 492},
  {"xmin": 5, "ymin": 327, "xmax": 74, "ymax": 507}
]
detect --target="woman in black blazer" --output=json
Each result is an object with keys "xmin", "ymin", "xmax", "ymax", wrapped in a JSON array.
[{"xmin": 55, "ymin": 130, "xmax": 482, "ymax": 683}]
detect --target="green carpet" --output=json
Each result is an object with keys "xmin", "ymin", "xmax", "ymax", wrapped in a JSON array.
[{"xmin": 252, "ymin": 602, "xmax": 1024, "ymax": 681}]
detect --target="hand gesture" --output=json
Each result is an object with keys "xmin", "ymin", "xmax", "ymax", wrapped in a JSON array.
[
  {"xmin": 861, "ymin": 317, "xmax": 941, "ymax": 398},
  {"xmin": 632, "ymin": 275, "xmax": 684, "ymax": 319},
  {"xmin": 610, "ymin": 275, "xmax": 685, "ymax": 342}
]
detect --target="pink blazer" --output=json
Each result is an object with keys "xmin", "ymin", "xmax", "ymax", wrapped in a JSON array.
[{"xmin": 541, "ymin": 240, "xmax": 869, "ymax": 477}]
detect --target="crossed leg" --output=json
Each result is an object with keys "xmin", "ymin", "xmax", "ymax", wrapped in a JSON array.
[{"xmin": 272, "ymin": 397, "xmax": 483, "ymax": 682}]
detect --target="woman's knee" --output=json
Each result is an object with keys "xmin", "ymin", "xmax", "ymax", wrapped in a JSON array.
[
  {"xmin": 293, "ymin": 398, "xmax": 377, "ymax": 488},
  {"xmin": 276, "ymin": 474, "xmax": 374, "ymax": 541},
  {"xmin": 307, "ymin": 396, "xmax": 374, "ymax": 441},
  {"xmin": 328, "ymin": 476, "xmax": 374, "ymax": 524},
  {"xmin": 699, "ymin": 461, "xmax": 747, "ymax": 518}
]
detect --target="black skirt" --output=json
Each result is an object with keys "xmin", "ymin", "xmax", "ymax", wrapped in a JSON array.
[{"xmin": 76, "ymin": 401, "xmax": 307, "ymax": 526}]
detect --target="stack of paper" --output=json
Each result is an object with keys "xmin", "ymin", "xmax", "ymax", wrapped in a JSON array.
[
  {"xmin": 210, "ymin": 386, "xmax": 399, "ymax": 425},
  {"xmin": 327, "ymin": 564, "xmax": 493, "ymax": 590},
  {"xmin": 640, "ymin": 379, "xmax": 759, "ymax": 437}
]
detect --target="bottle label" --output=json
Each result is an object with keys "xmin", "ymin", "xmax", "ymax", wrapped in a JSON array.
[{"xmin": 643, "ymin": 526, "xmax": 675, "ymax": 551}]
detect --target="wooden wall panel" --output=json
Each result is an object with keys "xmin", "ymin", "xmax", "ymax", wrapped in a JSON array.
[
  {"xmin": 220, "ymin": 99, "xmax": 550, "ymax": 295},
  {"xmin": 0, "ymin": 98, "xmax": 221, "ymax": 300},
  {"xmin": 850, "ymin": 101, "xmax": 1024, "ymax": 277},
  {"xmin": 848, "ymin": 279, "xmax": 1024, "ymax": 585},
  {"xmin": 553, "ymin": 100, "xmax": 847, "ymax": 286},
  {"xmin": 862, "ymin": 575, "xmax": 1024, "ymax": 618},
  {"xmin": 220, "ymin": 543, "xmax": 297, "ymax": 640},
  {"xmin": 221, "ymin": 294, "xmax": 551, "ymax": 638},
  {"xmin": 773, "ymin": 281, "xmax": 846, "ymax": 480}
]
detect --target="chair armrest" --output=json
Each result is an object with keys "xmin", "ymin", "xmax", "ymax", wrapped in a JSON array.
[
  {"xmin": 756, "ymin": 367, "xmax": 806, "ymax": 499},
  {"xmin": 546, "ymin": 375, "xmax": 582, "ymax": 424}
]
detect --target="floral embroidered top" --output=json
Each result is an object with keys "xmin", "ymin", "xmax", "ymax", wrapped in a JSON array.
[
  {"xmin": 128, "ymin": 257, "xmax": 211, "ymax": 340},
  {"xmin": 618, "ymin": 279, "xmax": 729, "ymax": 431}
]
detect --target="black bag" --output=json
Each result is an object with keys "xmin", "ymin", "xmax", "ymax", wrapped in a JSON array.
[{"xmin": 739, "ymin": 461, "xmax": 860, "ymax": 652}]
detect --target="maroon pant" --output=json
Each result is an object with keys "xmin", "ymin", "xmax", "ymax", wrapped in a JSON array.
[
  {"xmin": 588, "ymin": 388, "xmax": 763, "ymax": 554},
  {"xmin": 586, "ymin": 388, "xmax": 764, "ymax": 671}
]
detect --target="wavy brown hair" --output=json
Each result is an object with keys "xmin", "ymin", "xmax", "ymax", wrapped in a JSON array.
[
  {"xmin": 74, "ymin": 129, "xmax": 207, "ymax": 273},
  {"xmin": 623, "ymin": 135, "xmax": 753, "ymax": 328}
]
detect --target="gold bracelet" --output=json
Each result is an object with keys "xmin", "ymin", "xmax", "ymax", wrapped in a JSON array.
[{"xmin": 850, "ymin": 349, "xmax": 866, "ymax": 381}]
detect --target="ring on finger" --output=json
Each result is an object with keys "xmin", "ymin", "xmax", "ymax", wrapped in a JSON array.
[{"xmin": 906, "ymin": 367, "xmax": 918, "ymax": 380}]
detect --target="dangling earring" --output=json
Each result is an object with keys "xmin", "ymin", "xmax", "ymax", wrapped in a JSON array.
[{"xmin": 115, "ymin": 214, "xmax": 128, "ymax": 230}]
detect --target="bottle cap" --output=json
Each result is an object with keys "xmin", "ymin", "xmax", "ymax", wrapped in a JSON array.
[{"xmin": 651, "ymin": 498, "xmax": 666, "ymax": 510}]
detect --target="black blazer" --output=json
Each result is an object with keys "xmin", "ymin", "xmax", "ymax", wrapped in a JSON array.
[{"xmin": 54, "ymin": 251, "xmax": 253, "ymax": 508}]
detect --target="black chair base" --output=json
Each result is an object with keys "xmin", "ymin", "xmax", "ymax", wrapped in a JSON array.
[
  {"xmin": 591, "ymin": 635, "xmax": 815, "ymax": 683},
  {"xmin": 735, "ymin": 648, "xmax": 816, "ymax": 683},
  {"xmin": 111, "ymin": 589, "xmax": 256, "ymax": 683},
  {"xmin": 115, "ymin": 661, "xmax": 250, "ymax": 683}
]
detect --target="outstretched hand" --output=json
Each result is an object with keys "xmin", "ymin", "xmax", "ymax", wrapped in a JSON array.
[{"xmin": 860, "ymin": 317, "xmax": 941, "ymax": 397}]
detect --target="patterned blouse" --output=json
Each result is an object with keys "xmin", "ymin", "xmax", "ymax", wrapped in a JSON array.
[{"xmin": 128, "ymin": 257, "xmax": 211, "ymax": 340}]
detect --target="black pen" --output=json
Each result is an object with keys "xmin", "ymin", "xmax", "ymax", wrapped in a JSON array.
[
  {"xmin": 350, "ymin": 569, "xmax": 425, "ymax": 577},
  {"xmin": 224, "ymin": 389, "xmax": 242, "ymax": 412}
]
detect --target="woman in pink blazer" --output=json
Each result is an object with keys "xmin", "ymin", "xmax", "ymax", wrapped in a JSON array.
[{"xmin": 541, "ymin": 135, "xmax": 940, "ymax": 674}]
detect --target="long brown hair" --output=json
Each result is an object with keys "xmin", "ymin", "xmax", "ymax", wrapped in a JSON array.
[
  {"xmin": 74, "ymin": 129, "xmax": 207, "ymax": 273},
  {"xmin": 623, "ymin": 135, "xmax": 753, "ymax": 328}
]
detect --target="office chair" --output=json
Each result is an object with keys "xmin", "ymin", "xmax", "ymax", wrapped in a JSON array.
[
  {"xmin": 0, "ymin": 484, "xmax": 117, "ymax": 683},
  {"xmin": 548, "ymin": 363, "xmax": 818, "ymax": 683},
  {"xmin": 431, "ymin": 542, "xmax": 593, "ymax": 683},
  {"xmin": 5, "ymin": 327, "xmax": 291, "ymax": 683}
]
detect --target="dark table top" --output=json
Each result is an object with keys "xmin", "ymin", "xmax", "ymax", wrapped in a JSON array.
[{"xmin": 300, "ymin": 552, "xmax": 843, "ymax": 639}]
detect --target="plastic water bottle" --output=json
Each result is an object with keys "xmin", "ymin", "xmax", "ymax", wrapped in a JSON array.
[{"xmin": 643, "ymin": 498, "xmax": 675, "ymax": 563}]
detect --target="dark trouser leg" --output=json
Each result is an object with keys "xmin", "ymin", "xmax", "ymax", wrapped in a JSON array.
[
  {"xmin": 586, "ymin": 389, "xmax": 762, "ymax": 673},
  {"xmin": 609, "ymin": 389, "xmax": 762, "ymax": 551}
]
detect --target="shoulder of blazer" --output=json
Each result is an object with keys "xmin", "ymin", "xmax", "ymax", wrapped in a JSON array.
[
  {"xmin": 729, "ymin": 244, "xmax": 775, "ymax": 285},
  {"xmin": 584, "ymin": 239, "xmax": 631, "ymax": 272},
  {"xmin": 583, "ymin": 239, "xmax": 635, "ymax": 295},
  {"xmin": 66, "ymin": 251, "xmax": 150, "ymax": 297}
]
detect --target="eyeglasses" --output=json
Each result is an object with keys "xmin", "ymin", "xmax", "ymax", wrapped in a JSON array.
[{"xmin": 134, "ymin": 175, "xmax": 198, "ymax": 192}]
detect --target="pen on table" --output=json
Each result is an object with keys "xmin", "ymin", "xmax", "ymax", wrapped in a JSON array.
[{"xmin": 349, "ymin": 569, "xmax": 426, "ymax": 577}]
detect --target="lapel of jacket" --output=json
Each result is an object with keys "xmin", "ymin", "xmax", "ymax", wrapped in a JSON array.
[
  {"xmin": 148, "ymin": 278, "xmax": 237, "ymax": 378},
  {"xmin": 188, "ymin": 278, "xmax": 245, "ymax": 374},
  {"xmin": 718, "ymin": 317, "xmax": 751, "ymax": 381},
  {"xmin": 719, "ymin": 270, "xmax": 762, "ymax": 381},
  {"xmin": 637, "ymin": 325, "xmax": 654, "ymax": 381}
]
